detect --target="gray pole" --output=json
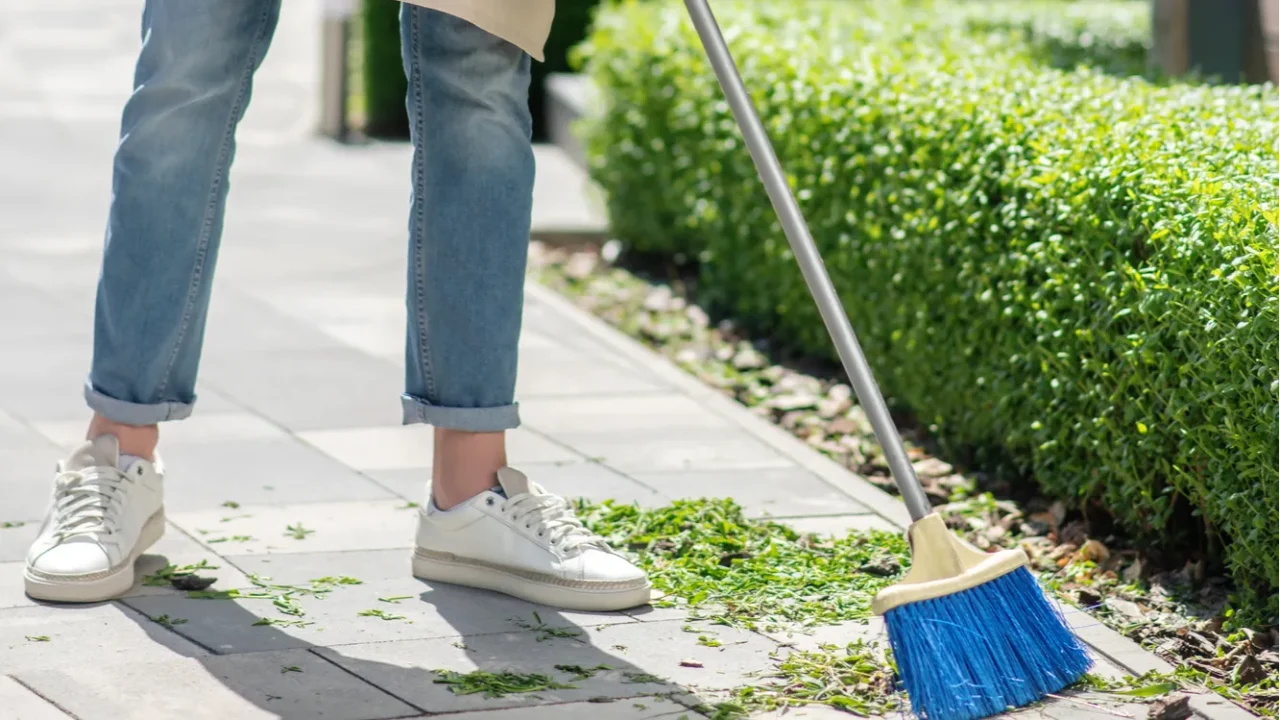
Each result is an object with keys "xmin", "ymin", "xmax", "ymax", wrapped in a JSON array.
[{"xmin": 681, "ymin": 0, "xmax": 933, "ymax": 522}]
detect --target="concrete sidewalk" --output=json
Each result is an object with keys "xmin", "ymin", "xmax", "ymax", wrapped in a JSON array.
[{"xmin": 0, "ymin": 2, "xmax": 1186, "ymax": 719}]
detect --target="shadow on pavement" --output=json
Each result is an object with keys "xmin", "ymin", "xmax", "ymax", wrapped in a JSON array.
[{"xmin": 47, "ymin": 549, "xmax": 709, "ymax": 720}]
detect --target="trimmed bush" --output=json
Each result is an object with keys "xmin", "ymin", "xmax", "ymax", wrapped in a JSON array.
[
  {"xmin": 578, "ymin": 1, "xmax": 1279, "ymax": 613},
  {"xmin": 360, "ymin": 0, "xmax": 408, "ymax": 138}
]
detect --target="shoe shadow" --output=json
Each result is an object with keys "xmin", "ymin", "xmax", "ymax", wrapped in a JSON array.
[{"xmin": 49, "ymin": 549, "xmax": 724, "ymax": 719}]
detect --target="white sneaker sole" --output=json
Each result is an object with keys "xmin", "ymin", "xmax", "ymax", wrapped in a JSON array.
[
  {"xmin": 412, "ymin": 547, "xmax": 652, "ymax": 612},
  {"xmin": 23, "ymin": 509, "xmax": 166, "ymax": 603}
]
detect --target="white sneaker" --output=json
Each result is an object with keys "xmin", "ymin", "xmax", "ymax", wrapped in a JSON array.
[
  {"xmin": 413, "ymin": 467, "xmax": 651, "ymax": 611},
  {"xmin": 24, "ymin": 435, "xmax": 165, "ymax": 603}
]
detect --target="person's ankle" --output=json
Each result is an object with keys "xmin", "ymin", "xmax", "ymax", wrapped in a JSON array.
[
  {"xmin": 87, "ymin": 414, "xmax": 159, "ymax": 461},
  {"xmin": 431, "ymin": 428, "xmax": 506, "ymax": 511}
]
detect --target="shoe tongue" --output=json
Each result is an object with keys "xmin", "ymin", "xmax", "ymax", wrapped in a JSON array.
[
  {"xmin": 495, "ymin": 467, "xmax": 535, "ymax": 498},
  {"xmin": 65, "ymin": 435, "xmax": 121, "ymax": 472}
]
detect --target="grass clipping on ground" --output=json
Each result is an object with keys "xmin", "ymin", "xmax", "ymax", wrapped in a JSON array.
[
  {"xmin": 580, "ymin": 498, "xmax": 910, "ymax": 716},
  {"xmin": 579, "ymin": 498, "xmax": 909, "ymax": 630}
]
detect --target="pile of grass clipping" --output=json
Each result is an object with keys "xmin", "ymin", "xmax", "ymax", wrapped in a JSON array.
[{"xmin": 577, "ymin": 498, "xmax": 911, "ymax": 631}]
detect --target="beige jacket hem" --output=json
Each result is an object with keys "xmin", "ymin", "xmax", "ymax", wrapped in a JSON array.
[{"xmin": 402, "ymin": 0, "xmax": 555, "ymax": 62}]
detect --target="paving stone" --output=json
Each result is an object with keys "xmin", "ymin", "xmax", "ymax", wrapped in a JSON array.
[
  {"xmin": 225, "ymin": 550, "xmax": 641, "ymax": 631},
  {"xmin": 242, "ymin": 290, "xmax": 406, "ymax": 363},
  {"xmin": 632, "ymin": 468, "xmax": 871, "ymax": 519},
  {"xmin": 558, "ymin": 427, "xmax": 794, "ymax": 473},
  {"xmin": 520, "ymin": 394, "xmax": 733, "ymax": 435},
  {"xmin": 125, "ymin": 571, "xmax": 636, "ymax": 655},
  {"xmin": 1002, "ymin": 691, "xmax": 1147, "ymax": 720},
  {"xmin": 449, "ymin": 695, "xmax": 699, "ymax": 719},
  {"xmin": 320, "ymin": 619, "xmax": 779, "ymax": 715},
  {"xmin": 0, "ymin": 675, "xmax": 73, "ymax": 719},
  {"xmin": 166, "ymin": 499, "xmax": 417, "ymax": 556},
  {"xmin": 13, "ymin": 648, "xmax": 419, "ymax": 720},
  {"xmin": 763, "ymin": 619, "xmax": 885, "ymax": 653},
  {"xmin": 773, "ymin": 514, "xmax": 900, "ymax": 536},
  {"xmin": 367, "ymin": 462, "xmax": 668, "ymax": 508},
  {"xmin": 202, "ymin": 289, "xmax": 345, "ymax": 353},
  {"xmin": 514, "ymin": 328, "xmax": 647, "ymax": 372},
  {"xmin": 228, "ymin": 549, "xmax": 411, "ymax": 585},
  {"xmin": 748, "ymin": 705, "xmax": 880, "ymax": 719},
  {"xmin": 298, "ymin": 425, "xmax": 581, "ymax": 471},
  {"xmin": 149, "ymin": 437, "xmax": 396, "ymax": 512},
  {"xmin": 517, "ymin": 356, "xmax": 668, "ymax": 397},
  {"xmin": 0, "ymin": 562, "xmax": 35, "ymax": 610},
  {"xmin": 201, "ymin": 345, "xmax": 405, "ymax": 432},
  {"xmin": 0, "ymin": 602, "xmax": 209, "ymax": 673},
  {"xmin": 621, "ymin": 605, "xmax": 697, "ymax": 623},
  {"xmin": 530, "ymin": 144, "xmax": 607, "ymax": 237},
  {"xmin": 0, "ymin": 522, "xmax": 42, "ymax": 564},
  {"xmin": 0, "ymin": 410, "xmax": 64, "ymax": 523},
  {"xmin": 0, "ymin": 336, "xmax": 95, "ymax": 422},
  {"xmin": 0, "ymin": 523, "xmax": 250, "ymax": 610},
  {"xmin": 0, "ymin": 277, "xmax": 85, "ymax": 341},
  {"xmin": 309, "ymin": 318, "xmax": 403, "ymax": 363},
  {"xmin": 34, "ymin": 412, "xmax": 284, "ymax": 450}
]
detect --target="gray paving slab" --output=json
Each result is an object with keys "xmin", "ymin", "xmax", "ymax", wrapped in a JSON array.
[
  {"xmin": 0, "ymin": 276, "xmax": 86, "ymax": 342},
  {"xmin": 0, "ymin": 523, "xmax": 41, "ymax": 564},
  {"xmin": 297, "ymin": 425, "xmax": 581, "ymax": 472},
  {"xmin": 228, "ymin": 549, "xmax": 410, "ymax": 585},
  {"xmin": 516, "ymin": 355, "xmax": 669, "ymax": 398},
  {"xmin": 368, "ymin": 462, "xmax": 668, "ymax": 508},
  {"xmin": 0, "ymin": 411, "xmax": 64, "ymax": 524},
  {"xmin": 435, "ymin": 696, "xmax": 699, "ymax": 719},
  {"xmin": 166, "ymin": 499, "xmax": 419, "ymax": 556},
  {"xmin": 317, "ymin": 619, "xmax": 778, "ymax": 715},
  {"xmin": 631, "ymin": 467, "xmax": 873, "ymax": 519},
  {"xmin": 557, "ymin": 427, "xmax": 796, "ymax": 473},
  {"xmin": 0, "ymin": 336, "xmax": 95, "ymax": 423},
  {"xmin": 13, "ymin": 649, "xmax": 419, "ymax": 720},
  {"xmin": 202, "ymin": 289, "xmax": 351, "ymax": 353},
  {"xmin": 151, "ymin": 438, "xmax": 397, "ymax": 512},
  {"xmin": 530, "ymin": 144, "xmax": 608, "ymax": 238},
  {"xmin": 201, "ymin": 347, "xmax": 406, "ymax": 432},
  {"xmin": 36, "ymin": 414, "xmax": 401, "ymax": 518},
  {"xmin": 519, "ymin": 394, "xmax": 735, "ymax": 435},
  {"xmin": 0, "ymin": 602, "xmax": 209, "ymax": 674},
  {"xmin": 34, "ymin": 411, "xmax": 284, "ymax": 452},
  {"xmin": 224, "ymin": 551, "xmax": 643, "ymax": 644},
  {"xmin": 124, "ymin": 572, "xmax": 636, "ymax": 655},
  {"xmin": 0, "ymin": 675, "xmax": 73, "ymax": 720}
]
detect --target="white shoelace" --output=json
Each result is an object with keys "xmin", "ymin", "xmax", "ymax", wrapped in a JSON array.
[
  {"xmin": 502, "ymin": 491, "xmax": 607, "ymax": 554},
  {"xmin": 51, "ymin": 467, "xmax": 129, "ymax": 541}
]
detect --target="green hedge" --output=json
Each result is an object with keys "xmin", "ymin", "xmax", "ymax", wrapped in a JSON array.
[
  {"xmin": 360, "ymin": 0, "xmax": 409, "ymax": 138},
  {"xmin": 578, "ymin": 1, "xmax": 1279, "ymax": 613}
]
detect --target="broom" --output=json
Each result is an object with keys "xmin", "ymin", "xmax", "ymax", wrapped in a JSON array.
[{"xmin": 679, "ymin": 2, "xmax": 1094, "ymax": 718}]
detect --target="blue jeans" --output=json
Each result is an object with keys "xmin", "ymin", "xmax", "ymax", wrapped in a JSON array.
[{"xmin": 86, "ymin": 1, "xmax": 534, "ymax": 433}]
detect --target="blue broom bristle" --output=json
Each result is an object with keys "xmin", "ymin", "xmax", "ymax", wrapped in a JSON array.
[{"xmin": 883, "ymin": 566, "xmax": 1093, "ymax": 720}]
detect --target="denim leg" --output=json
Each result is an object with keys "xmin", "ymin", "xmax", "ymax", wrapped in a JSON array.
[
  {"xmin": 399, "ymin": 7, "xmax": 535, "ymax": 433},
  {"xmin": 86, "ymin": 0, "xmax": 280, "ymax": 425}
]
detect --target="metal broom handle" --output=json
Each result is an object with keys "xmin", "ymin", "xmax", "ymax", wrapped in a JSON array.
[{"xmin": 682, "ymin": 0, "xmax": 933, "ymax": 522}]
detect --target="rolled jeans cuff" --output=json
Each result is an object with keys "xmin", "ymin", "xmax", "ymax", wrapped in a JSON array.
[
  {"xmin": 84, "ymin": 380, "xmax": 194, "ymax": 425},
  {"xmin": 401, "ymin": 394, "xmax": 520, "ymax": 432}
]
